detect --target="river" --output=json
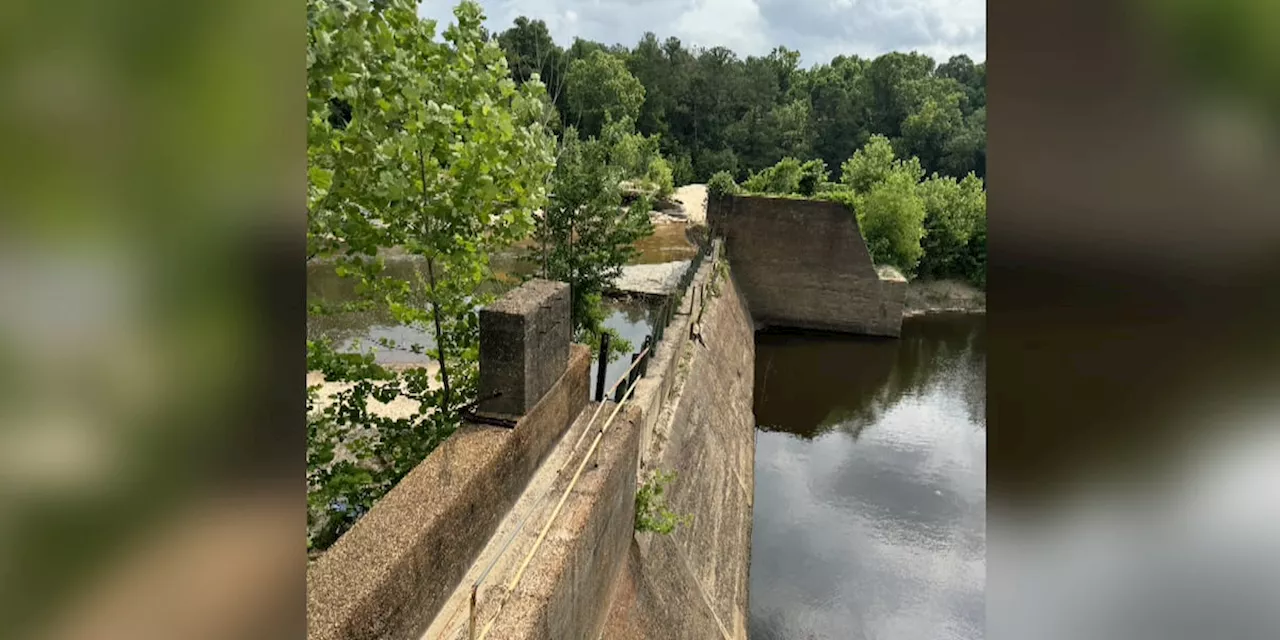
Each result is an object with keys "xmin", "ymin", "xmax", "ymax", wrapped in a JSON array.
[
  {"xmin": 750, "ymin": 314, "xmax": 986, "ymax": 640},
  {"xmin": 306, "ymin": 223, "xmax": 690, "ymax": 373}
]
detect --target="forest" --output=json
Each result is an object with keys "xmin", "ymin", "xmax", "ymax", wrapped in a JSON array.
[{"xmin": 495, "ymin": 16, "xmax": 986, "ymax": 184}]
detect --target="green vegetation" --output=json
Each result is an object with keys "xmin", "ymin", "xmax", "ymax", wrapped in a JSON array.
[
  {"xmin": 306, "ymin": 0, "xmax": 986, "ymax": 550},
  {"xmin": 306, "ymin": 0, "xmax": 557, "ymax": 550},
  {"xmin": 531, "ymin": 121, "xmax": 654, "ymax": 359},
  {"xmin": 635, "ymin": 470, "xmax": 693, "ymax": 535},
  {"xmin": 738, "ymin": 135, "xmax": 985, "ymax": 285},
  {"xmin": 707, "ymin": 171, "xmax": 740, "ymax": 200},
  {"xmin": 489, "ymin": 17, "xmax": 986, "ymax": 284},
  {"xmin": 496, "ymin": 24, "xmax": 985, "ymax": 183}
]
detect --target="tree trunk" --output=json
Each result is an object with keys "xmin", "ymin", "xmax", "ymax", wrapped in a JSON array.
[
  {"xmin": 417, "ymin": 148, "xmax": 452, "ymax": 409},
  {"xmin": 425, "ymin": 255, "xmax": 452, "ymax": 409}
]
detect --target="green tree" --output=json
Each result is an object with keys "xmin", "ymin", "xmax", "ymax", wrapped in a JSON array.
[
  {"xmin": 840, "ymin": 134, "xmax": 924, "ymax": 194},
  {"xmin": 496, "ymin": 17, "xmax": 568, "ymax": 116},
  {"xmin": 939, "ymin": 106, "xmax": 985, "ymax": 178},
  {"xmin": 897, "ymin": 92, "xmax": 965, "ymax": 175},
  {"xmin": 533, "ymin": 125, "xmax": 653, "ymax": 351},
  {"xmin": 564, "ymin": 50, "xmax": 645, "ymax": 137},
  {"xmin": 808, "ymin": 55, "xmax": 874, "ymax": 180},
  {"xmin": 306, "ymin": 0, "xmax": 554, "ymax": 549},
  {"xmin": 867, "ymin": 52, "xmax": 935, "ymax": 138},
  {"xmin": 936, "ymin": 54, "xmax": 985, "ymax": 113},
  {"xmin": 854, "ymin": 169, "xmax": 927, "ymax": 274},
  {"xmin": 742, "ymin": 156, "xmax": 803, "ymax": 194},
  {"xmin": 916, "ymin": 172, "xmax": 986, "ymax": 281},
  {"xmin": 707, "ymin": 170, "xmax": 739, "ymax": 200}
]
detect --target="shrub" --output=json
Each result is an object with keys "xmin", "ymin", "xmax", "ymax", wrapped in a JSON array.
[
  {"xmin": 635, "ymin": 470, "xmax": 692, "ymax": 534},
  {"xmin": 840, "ymin": 134, "xmax": 923, "ymax": 194},
  {"xmin": 695, "ymin": 147, "xmax": 739, "ymax": 180},
  {"xmin": 670, "ymin": 152, "xmax": 695, "ymax": 187},
  {"xmin": 646, "ymin": 156, "xmax": 675, "ymax": 200},
  {"xmin": 916, "ymin": 172, "xmax": 985, "ymax": 284},
  {"xmin": 853, "ymin": 170, "xmax": 926, "ymax": 274},
  {"xmin": 707, "ymin": 170, "xmax": 739, "ymax": 200},
  {"xmin": 742, "ymin": 156, "xmax": 803, "ymax": 194},
  {"xmin": 797, "ymin": 159, "xmax": 829, "ymax": 196}
]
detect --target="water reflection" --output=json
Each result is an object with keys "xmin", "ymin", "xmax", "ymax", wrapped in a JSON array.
[
  {"xmin": 750, "ymin": 314, "xmax": 986, "ymax": 640},
  {"xmin": 592, "ymin": 297, "xmax": 656, "ymax": 398},
  {"xmin": 306, "ymin": 222, "xmax": 691, "ymax": 363}
]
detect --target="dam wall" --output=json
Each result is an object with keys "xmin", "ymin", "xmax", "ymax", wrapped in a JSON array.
[
  {"xmin": 602, "ymin": 251, "xmax": 757, "ymax": 640},
  {"xmin": 309, "ymin": 196, "xmax": 903, "ymax": 639},
  {"xmin": 708, "ymin": 194, "xmax": 905, "ymax": 337}
]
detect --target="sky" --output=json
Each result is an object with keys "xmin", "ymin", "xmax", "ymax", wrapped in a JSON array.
[{"xmin": 417, "ymin": 0, "xmax": 986, "ymax": 67}]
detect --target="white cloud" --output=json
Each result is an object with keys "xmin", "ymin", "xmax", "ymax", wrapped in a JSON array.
[
  {"xmin": 417, "ymin": 0, "xmax": 986, "ymax": 64},
  {"xmin": 672, "ymin": 0, "xmax": 768, "ymax": 56}
]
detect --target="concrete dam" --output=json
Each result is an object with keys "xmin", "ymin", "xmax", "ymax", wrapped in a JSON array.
[{"xmin": 307, "ymin": 194, "xmax": 908, "ymax": 640}]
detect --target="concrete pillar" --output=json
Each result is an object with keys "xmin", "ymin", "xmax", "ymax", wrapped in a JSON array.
[{"xmin": 477, "ymin": 278, "xmax": 572, "ymax": 417}]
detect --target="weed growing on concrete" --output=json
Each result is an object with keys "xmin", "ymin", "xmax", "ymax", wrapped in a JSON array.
[
  {"xmin": 635, "ymin": 469, "xmax": 693, "ymax": 535},
  {"xmin": 709, "ymin": 258, "xmax": 728, "ymax": 298}
]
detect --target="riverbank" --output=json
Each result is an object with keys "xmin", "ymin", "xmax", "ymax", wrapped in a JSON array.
[{"xmin": 904, "ymin": 279, "xmax": 986, "ymax": 317}]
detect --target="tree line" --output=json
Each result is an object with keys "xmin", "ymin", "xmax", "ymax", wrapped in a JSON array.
[{"xmin": 495, "ymin": 17, "xmax": 986, "ymax": 185}]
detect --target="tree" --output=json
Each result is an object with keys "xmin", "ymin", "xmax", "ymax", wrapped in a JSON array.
[
  {"xmin": 853, "ymin": 169, "xmax": 927, "ymax": 274},
  {"xmin": 564, "ymin": 50, "xmax": 645, "ymax": 137},
  {"xmin": 808, "ymin": 55, "xmax": 873, "ymax": 180},
  {"xmin": 496, "ymin": 17, "xmax": 568, "ymax": 115},
  {"xmin": 916, "ymin": 172, "xmax": 986, "ymax": 281},
  {"xmin": 867, "ymin": 52, "xmax": 936, "ymax": 138},
  {"xmin": 897, "ymin": 92, "xmax": 965, "ymax": 175},
  {"xmin": 627, "ymin": 32, "xmax": 675, "ymax": 138},
  {"xmin": 840, "ymin": 134, "xmax": 924, "ymax": 194},
  {"xmin": 936, "ymin": 54, "xmax": 985, "ymax": 113},
  {"xmin": 533, "ymin": 125, "xmax": 653, "ymax": 352},
  {"xmin": 306, "ymin": 0, "xmax": 555, "ymax": 549}
]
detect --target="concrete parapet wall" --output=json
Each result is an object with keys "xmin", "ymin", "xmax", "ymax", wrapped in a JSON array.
[
  {"xmin": 307, "ymin": 345, "xmax": 590, "ymax": 640},
  {"xmin": 486, "ymin": 405, "xmax": 643, "ymax": 640},
  {"xmin": 479, "ymin": 279, "xmax": 572, "ymax": 416},
  {"xmin": 708, "ymin": 194, "xmax": 904, "ymax": 337}
]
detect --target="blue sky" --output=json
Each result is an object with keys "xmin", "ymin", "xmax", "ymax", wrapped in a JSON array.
[{"xmin": 418, "ymin": 0, "xmax": 986, "ymax": 66}]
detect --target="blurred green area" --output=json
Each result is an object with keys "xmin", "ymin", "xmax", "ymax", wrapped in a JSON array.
[
  {"xmin": 1137, "ymin": 0, "xmax": 1279, "ymax": 124},
  {"xmin": 0, "ymin": 0, "xmax": 299, "ymax": 638}
]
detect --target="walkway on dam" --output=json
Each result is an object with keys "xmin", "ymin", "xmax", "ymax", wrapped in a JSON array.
[{"xmin": 421, "ymin": 399, "xmax": 621, "ymax": 640}]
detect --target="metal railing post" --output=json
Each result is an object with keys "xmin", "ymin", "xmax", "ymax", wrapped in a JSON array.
[
  {"xmin": 627, "ymin": 352, "xmax": 641, "ymax": 390},
  {"xmin": 594, "ymin": 332, "xmax": 610, "ymax": 402},
  {"xmin": 469, "ymin": 585, "xmax": 477, "ymax": 640}
]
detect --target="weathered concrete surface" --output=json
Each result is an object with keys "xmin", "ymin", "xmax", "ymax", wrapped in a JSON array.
[
  {"xmin": 478, "ymin": 279, "xmax": 571, "ymax": 417},
  {"xmin": 609, "ymin": 260, "xmax": 691, "ymax": 296},
  {"xmin": 708, "ymin": 194, "xmax": 905, "ymax": 337},
  {"xmin": 602, "ymin": 250, "xmax": 756, "ymax": 640},
  {"xmin": 483, "ymin": 404, "xmax": 642, "ymax": 640},
  {"xmin": 307, "ymin": 345, "xmax": 590, "ymax": 640},
  {"xmin": 421, "ymin": 400, "xmax": 630, "ymax": 640}
]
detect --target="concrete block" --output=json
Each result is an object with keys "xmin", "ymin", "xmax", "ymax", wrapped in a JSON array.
[{"xmin": 478, "ymin": 279, "xmax": 571, "ymax": 416}]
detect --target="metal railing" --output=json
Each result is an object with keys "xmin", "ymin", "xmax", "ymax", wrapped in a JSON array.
[{"xmin": 597, "ymin": 239, "xmax": 715, "ymax": 404}]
